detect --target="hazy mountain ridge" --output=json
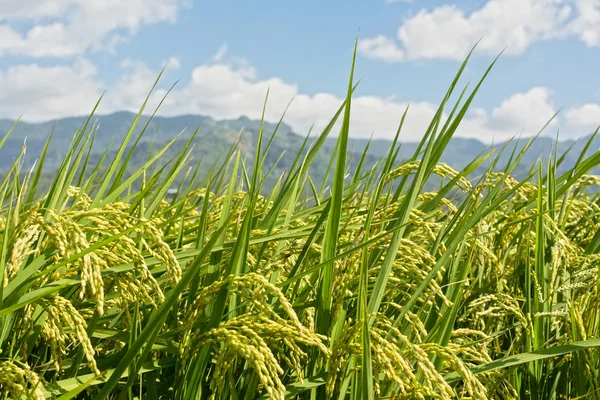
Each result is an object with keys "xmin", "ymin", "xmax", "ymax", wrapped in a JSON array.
[{"xmin": 1, "ymin": 112, "xmax": 598, "ymax": 189}]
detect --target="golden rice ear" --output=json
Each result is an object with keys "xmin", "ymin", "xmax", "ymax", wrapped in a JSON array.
[
  {"xmin": 0, "ymin": 361, "xmax": 45, "ymax": 400},
  {"xmin": 41, "ymin": 296, "xmax": 100, "ymax": 376},
  {"xmin": 179, "ymin": 273, "xmax": 329, "ymax": 400}
]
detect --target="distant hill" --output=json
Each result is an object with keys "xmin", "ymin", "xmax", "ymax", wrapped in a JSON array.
[
  {"xmin": 1, "ymin": 111, "xmax": 598, "ymax": 193},
  {"xmin": 0, "ymin": 112, "xmax": 293, "ymax": 170}
]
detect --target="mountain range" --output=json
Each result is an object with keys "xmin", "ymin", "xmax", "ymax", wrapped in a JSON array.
[{"xmin": 1, "ymin": 111, "xmax": 598, "ymax": 192}]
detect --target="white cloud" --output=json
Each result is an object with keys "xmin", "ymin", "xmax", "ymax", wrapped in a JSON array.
[
  {"xmin": 488, "ymin": 87, "xmax": 557, "ymax": 132},
  {"xmin": 0, "ymin": 59, "xmax": 103, "ymax": 121},
  {"xmin": 0, "ymin": 0, "xmax": 188, "ymax": 57},
  {"xmin": 565, "ymin": 103, "xmax": 600, "ymax": 128},
  {"xmin": 357, "ymin": 35, "xmax": 405, "ymax": 62},
  {"xmin": 441, "ymin": 87, "xmax": 559, "ymax": 142},
  {"xmin": 104, "ymin": 59, "xmax": 172, "ymax": 114},
  {"xmin": 0, "ymin": 56, "xmax": 561, "ymax": 144},
  {"xmin": 0, "ymin": 0, "xmax": 79, "ymax": 20},
  {"xmin": 360, "ymin": 0, "xmax": 586, "ymax": 62},
  {"xmin": 566, "ymin": 0, "xmax": 600, "ymax": 46}
]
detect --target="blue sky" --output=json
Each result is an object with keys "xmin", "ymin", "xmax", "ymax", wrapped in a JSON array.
[{"xmin": 0, "ymin": 0, "xmax": 599, "ymax": 142}]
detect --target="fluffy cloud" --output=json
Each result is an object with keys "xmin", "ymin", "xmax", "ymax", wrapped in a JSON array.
[
  {"xmin": 488, "ymin": 87, "xmax": 557, "ymax": 132},
  {"xmin": 565, "ymin": 103, "xmax": 600, "ymax": 128},
  {"xmin": 0, "ymin": 0, "xmax": 188, "ymax": 57},
  {"xmin": 359, "ymin": 0, "xmax": 600, "ymax": 62},
  {"xmin": 0, "ymin": 0, "xmax": 79, "ymax": 20},
  {"xmin": 163, "ymin": 57, "xmax": 559, "ymax": 142},
  {"xmin": 437, "ymin": 87, "xmax": 559, "ymax": 142},
  {"xmin": 0, "ymin": 54, "xmax": 562, "ymax": 143},
  {"xmin": 357, "ymin": 35, "xmax": 404, "ymax": 63},
  {"xmin": 566, "ymin": 0, "xmax": 600, "ymax": 46},
  {"xmin": 0, "ymin": 59, "xmax": 104, "ymax": 121}
]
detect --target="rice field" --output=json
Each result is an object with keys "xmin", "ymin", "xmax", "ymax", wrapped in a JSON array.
[{"xmin": 2, "ymin": 44, "xmax": 600, "ymax": 400}]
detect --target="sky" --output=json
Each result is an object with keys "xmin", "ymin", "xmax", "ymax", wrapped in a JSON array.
[{"xmin": 0, "ymin": 0, "xmax": 599, "ymax": 143}]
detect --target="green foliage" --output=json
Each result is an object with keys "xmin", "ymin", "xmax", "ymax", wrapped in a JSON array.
[{"xmin": 2, "ymin": 44, "xmax": 600, "ymax": 400}]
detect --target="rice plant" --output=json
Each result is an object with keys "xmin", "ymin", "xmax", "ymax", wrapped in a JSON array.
[{"xmin": 2, "ymin": 41, "xmax": 600, "ymax": 400}]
